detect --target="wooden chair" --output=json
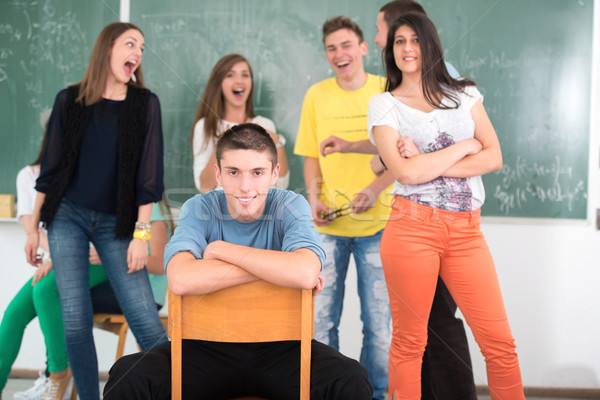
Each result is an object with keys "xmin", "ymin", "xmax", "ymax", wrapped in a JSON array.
[{"xmin": 168, "ymin": 281, "xmax": 314, "ymax": 400}]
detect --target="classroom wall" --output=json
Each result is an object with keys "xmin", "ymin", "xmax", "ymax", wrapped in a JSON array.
[{"xmin": 0, "ymin": 0, "xmax": 599, "ymax": 392}]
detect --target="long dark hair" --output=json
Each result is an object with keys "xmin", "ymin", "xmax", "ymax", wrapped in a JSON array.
[
  {"xmin": 384, "ymin": 12, "xmax": 474, "ymax": 109},
  {"xmin": 190, "ymin": 54, "xmax": 256, "ymax": 152}
]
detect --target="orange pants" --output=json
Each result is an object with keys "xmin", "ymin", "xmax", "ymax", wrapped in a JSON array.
[{"xmin": 380, "ymin": 197, "xmax": 525, "ymax": 400}]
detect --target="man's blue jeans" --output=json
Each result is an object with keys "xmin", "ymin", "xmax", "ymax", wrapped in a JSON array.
[
  {"xmin": 315, "ymin": 230, "xmax": 391, "ymax": 400},
  {"xmin": 48, "ymin": 200, "xmax": 168, "ymax": 400}
]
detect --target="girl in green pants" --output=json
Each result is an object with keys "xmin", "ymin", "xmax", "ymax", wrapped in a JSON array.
[
  {"xmin": 0, "ymin": 265, "xmax": 109, "ymax": 398},
  {"xmin": 1, "ymin": 129, "xmax": 76, "ymax": 400}
]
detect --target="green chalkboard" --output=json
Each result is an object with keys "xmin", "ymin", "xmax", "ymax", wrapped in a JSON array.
[
  {"xmin": 133, "ymin": 0, "xmax": 594, "ymax": 218},
  {"xmin": 131, "ymin": 0, "xmax": 387, "ymax": 207},
  {"xmin": 0, "ymin": 0, "xmax": 120, "ymax": 197},
  {"xmin": 422, "ymin": 0, "xmax": 593, "ymax": 219},
  {"xmin": 2, "ymin": 0, "xmax": 594, "ymax": 220}
]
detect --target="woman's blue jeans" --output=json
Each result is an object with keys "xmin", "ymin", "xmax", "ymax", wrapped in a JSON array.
[
  {"xmin": 48, "ymin": 200, "xmax": 168, "ymax": 400},
  {"xmin": 315, "ymin": 230, "xmax": 391, "ymax": 400}
]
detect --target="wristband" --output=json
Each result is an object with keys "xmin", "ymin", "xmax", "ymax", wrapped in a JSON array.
[
  {"xmin": 135, "ymin": 221, "xmax": 151, "ymax": 231},
  {"xmin": 133, "ymin": 229, "xmax": 151, "ymax": 242}
]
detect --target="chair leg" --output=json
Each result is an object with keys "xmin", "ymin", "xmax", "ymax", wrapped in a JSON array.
[
  {"xmin": 300, "ymin": 289, "xmax": 312, "ymax": 400},
  {"xmin": 115, "ymin": 322, "xmax": 129, "ymax": 361},
  {"xmin": 170, "ymin": 293, "xmax": 183, "ymax": 400},
  {"xmin": 70, "ymin": 383, "xmax": 77, "ymax": 400}
]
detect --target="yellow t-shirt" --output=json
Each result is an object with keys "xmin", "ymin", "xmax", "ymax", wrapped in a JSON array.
[{"xmin": 294, "ymin": 74, "xmax": 392, "ymax": 237}]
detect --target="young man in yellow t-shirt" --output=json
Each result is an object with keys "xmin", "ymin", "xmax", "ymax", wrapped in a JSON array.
[
  {"xmin": 293, "ymin": 16, "xmax": 393, "ymax": 400},
  {"xmin": 317, "ymin": 4, "xmax": 477, "ymax": 399}
]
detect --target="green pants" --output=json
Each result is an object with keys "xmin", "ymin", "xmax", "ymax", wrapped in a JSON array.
[{"xmin": 0, "ymin": 265, "xmax": 108, "ymax": 392}]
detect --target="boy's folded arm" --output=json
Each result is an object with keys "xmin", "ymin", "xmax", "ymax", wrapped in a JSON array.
[
  {"xmin": 167, "ymin": 251, "xmax": 259, "ymax": 296},
  {"xmin": 204, "ymin": 241, "xmax": 321, "ymax": 291}
]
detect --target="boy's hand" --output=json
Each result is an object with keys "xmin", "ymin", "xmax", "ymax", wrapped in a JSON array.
[
  {"xmin": 203, "ymin": 240, "xmax": 226, "ymax": 260},
  {"xmin": 313, "ymin": 274, "xmax": 325, "ymax": 296},
  {"xmin": 350, "ymin": 189, "xmax": 376, "ymax": 214},
  {"xmin": 309, "ymin": 198, "xmax": 333, "ymax": 226},
  {"xmin": 320, "ymin": 135, "xmax": 351, "ymax": 156}
]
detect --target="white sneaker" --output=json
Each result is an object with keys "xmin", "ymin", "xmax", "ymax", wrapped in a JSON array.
[
  {"xmin": 13, "ymin": 371, "xmax": 47, "ymax": 400},
  {"xmin": 40, "ymin": 368, "xmax": 72, "ymax": 400}
]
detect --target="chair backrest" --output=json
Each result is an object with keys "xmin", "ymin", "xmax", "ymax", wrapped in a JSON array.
[{"xmin": 168, "ymin": 280, "xmax": 314, "ymax": 400}]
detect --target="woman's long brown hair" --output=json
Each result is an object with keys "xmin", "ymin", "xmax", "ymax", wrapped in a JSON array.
[
  {"xmin": 74, "ymin": 22, "xmax": 145, "ymax": 106},
  {"xmin": 189, "ymin": 54, "xmax": 255, "ymax": 152}
]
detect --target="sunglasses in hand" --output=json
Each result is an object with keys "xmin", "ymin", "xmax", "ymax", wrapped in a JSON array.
[{"xmin": 320, "ymin": 204, "xmax": 352, "ymax": 221}]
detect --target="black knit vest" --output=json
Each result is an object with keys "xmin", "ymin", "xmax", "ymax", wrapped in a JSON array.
[{"xmin": 40, "ymin": 85, "xmax": 150, "ymax": 239}]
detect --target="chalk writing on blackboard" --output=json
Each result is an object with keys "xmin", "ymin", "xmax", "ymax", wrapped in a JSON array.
[{"xmin": 491, "ymin": 155, "xmax": 586, "ymax": 216}]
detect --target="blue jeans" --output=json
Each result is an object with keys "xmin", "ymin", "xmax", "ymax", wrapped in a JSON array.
[
  {"xmin": 316, "ymin": 231, "xmax": 391, "ymax": 400},
  {"xmin": 48, "ymin": 200, "xmax": 168, "ymax": 400}
]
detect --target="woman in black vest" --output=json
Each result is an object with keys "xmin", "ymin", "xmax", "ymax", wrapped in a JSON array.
[{"xmin": 24, "ymin": 22, "xmax": 168, "ymax": 400}]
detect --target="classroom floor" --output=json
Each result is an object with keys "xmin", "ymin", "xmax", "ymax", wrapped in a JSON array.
[
  {"xmin": 2, "ymin": 377, "xmax": 105, "ymax": 399},
  {"xmin": 1, "ymin": 378, "xmax": 592, "ymax": 400}
]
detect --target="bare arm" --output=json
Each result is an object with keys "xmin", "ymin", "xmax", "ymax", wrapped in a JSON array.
[
  {"xmin": 319, "ymin": 136, "xmax": 386, "ymax": 177},
  {"xmin": 146, "ymin": 219, "xmax": 168, "ymax": 275},
  {"xmin": 266, "ymin": 130, "xmax": 289, "ymax": 178},
  {"xmin": 304, "ymin": 157, "xmax": 331, "ymax": 226},
  {"xmin": 199, "ymin": 151, "xmax": 218, "ymax": 193},
  {"xmin": 167, "ymin": 243, "xmax": 321, "ymax": 296},
  {"xmin": 370, "ymin": 155, "xmax": 386, "ymax": 177},
  {"xmin": 24, "ymin": 192, "xmax": 46, "ymax": 266},
  {"xmin": 442, "ymin": 101, "xmax": 503, "ymax": 177},
  {"xmin": 21, "ymin": 214, "xmax": 49, "ymax": 252},
  {"xmin": 204, "ymin": 241, "xmax": 321, "ymax": 290},
  {"xmin": 373, "ymin": 125, "xmax": 482, "ymax": 185},
  {"xmin": 277, "ymin": 146, "xmax": 290, "ymax": 178},
  {"xmin": 320, "ymin": 136, "xmax": 378, "ymax": 156},
  {"xmin": 167, "ymin": 251, "xmax": 259, "ymax": 295}
]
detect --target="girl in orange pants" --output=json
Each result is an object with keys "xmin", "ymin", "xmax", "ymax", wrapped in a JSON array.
[
  {"xmin": 367, "ymin": 12, "xmax": 525, "ymax": 400},
  {"xmin": 381, "ymin": 197, "xmax": 524, "ymax": 399}
]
